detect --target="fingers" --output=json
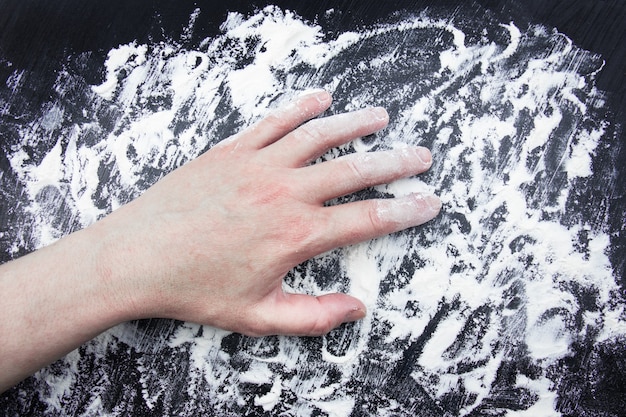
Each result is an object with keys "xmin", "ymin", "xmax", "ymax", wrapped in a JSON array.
[
  {"xmin": 318, "ymin": 193, "xmax": 442, "ymax": 252},
  {"xmin": 300, "ymin": 146, "xmax": 433, "ymax": 202},
  {"xmin": 249, "ymin": 293, "xmax": 367, "ymax": 337},
  {"xmin": 260, "ymin": 107, "xmax": 389, "ymax": 167},
  {"xmin": 244, "ymin": 90, "xmax": 333, "ymax": 150}
]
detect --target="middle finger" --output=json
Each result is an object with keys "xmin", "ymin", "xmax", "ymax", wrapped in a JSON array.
[{"xmin": 298, "ymin": 146, "xmax": 434, "ymax": 203}]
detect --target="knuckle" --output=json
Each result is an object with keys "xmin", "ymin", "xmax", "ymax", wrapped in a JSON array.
[
  {"xmin": 263, "ymin": 112, "xmax": 296, "ymax": 133},
  {"xmin": 250, "ymin": 182, "xmax": 292, "ymax": 206},
  {"xmin": 367, "ymin": 201, "xmax": 389, "ymax": 234},
  {"xmin": 294, "ymin": 119, "xmax": 324, "ymax": 143},
  {"xmin": 284, "ymin": 213, "xmax": 318, "ymax": 251},
  {"xmin": 345, "ymin": 155, "xmax": 373, "ymax": 187},
  {"xmin": 307, "ymin": 313, "xmax": 335, "ymax": 336},
  {"xmin": 333, "ymin": 204, "xmax": 388, "ymax": 247}
]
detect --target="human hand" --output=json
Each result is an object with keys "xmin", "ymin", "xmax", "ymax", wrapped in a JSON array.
[{"xmin": 93, "ymin": 90, "xmax": 441, "ymax": 337}]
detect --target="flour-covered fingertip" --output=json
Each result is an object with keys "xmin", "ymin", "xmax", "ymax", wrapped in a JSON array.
[
  {"xmin": 376, "ymin": 193, "xmax": 442, "ymax": 228},
  {"xmin": 343, "ymin": 306, "xmax": 367, "ymax": 323}
]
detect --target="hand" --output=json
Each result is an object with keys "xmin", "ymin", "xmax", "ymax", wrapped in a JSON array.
[
  {"xmin": 0, "ymin": 90, "xmax": 441, "ymax": 390},
  {"xmin": 92, "ymin": 90, "xmax": 441, "ymax": 337}
]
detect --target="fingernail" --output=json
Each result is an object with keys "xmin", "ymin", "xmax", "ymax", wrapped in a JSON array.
[
  {"xmin": 370, "ymin": 106, "xmax": 388, "ymax": 121},
  {"xmin": 425, "ymin": 194, "xmax": 442, "ymax": 213},
  {"xmin": 297, "ymin": 88, "xmax": 327, "ymax": 97},
  {"xmin": 344, "ymin": 306, "xmax": 367, "ymax": 323},
  {"xmin": 377, "ymin": 193, "xmax": 442, "ymax": 227},
  {"xmin": 416, "ymin": 146, "xmax": 432, "ymax": 166},
  {"xmin": 314, "ymin": 90, "xmax": 332, "ymax": 105}
]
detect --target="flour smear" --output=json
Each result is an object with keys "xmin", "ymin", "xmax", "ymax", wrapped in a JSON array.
[{"xmin": 2, "ymin": 5, "xmax": 624, "ymax": 416}]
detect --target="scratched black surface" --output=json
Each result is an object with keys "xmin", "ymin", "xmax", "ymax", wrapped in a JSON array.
[{"xmin": 0, "ymin": 1, "xmax": 625, "ymax": 416}]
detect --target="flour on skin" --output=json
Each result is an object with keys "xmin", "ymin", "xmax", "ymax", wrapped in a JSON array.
[{"xmin": 2, "ymin": 5, "xmax": 623, "ymax": 416}]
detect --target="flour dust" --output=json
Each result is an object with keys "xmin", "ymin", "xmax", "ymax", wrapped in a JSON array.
[{"xmin": 2, "ymin": 5, "xmax": 623, "ymax": 416}]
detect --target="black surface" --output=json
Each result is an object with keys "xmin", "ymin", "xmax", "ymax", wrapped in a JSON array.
[{"xmin": 0, "ymin": 1, "xmax": 624, "ymax": 416}]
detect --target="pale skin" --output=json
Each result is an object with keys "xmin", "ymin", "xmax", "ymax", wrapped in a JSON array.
[{"xmin": 0, "ymin": 90, "xmax": 441, "ymax": 392}]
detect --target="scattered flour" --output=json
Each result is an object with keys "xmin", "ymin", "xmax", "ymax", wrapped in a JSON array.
[{"xmin": 2, "ymin": 5, "xmax": 623, "ymax": 416}]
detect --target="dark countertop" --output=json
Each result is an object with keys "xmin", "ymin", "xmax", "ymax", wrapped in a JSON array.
[{"xmin": 0, "ymin": 1, "xmax": 624, "ymax": 416}]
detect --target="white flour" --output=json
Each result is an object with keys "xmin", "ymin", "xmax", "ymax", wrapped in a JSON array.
[{"xmin": 3, "ymin": 5, "xmax": 623, "ymax": 416}]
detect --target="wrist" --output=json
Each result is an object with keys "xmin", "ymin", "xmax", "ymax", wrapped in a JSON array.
[
  {"xmin": 53, "ymin": 226, "xmax": 135, "ymax": 328},
  {"xmin": 80, "ymin": 215, "xmax": 150, "ymax": 323},
  {"xmin": 0, "ymin": 224, "xmax": 137, "ymax": 389},
  {"xmin": 82, "ymin": 198, "xmax": 180, "ymax": 322}
]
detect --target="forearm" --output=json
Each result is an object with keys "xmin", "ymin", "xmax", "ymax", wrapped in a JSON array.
[{"xmin": 0, "ymin": 227, "xmax": 131, "ymax": 392}]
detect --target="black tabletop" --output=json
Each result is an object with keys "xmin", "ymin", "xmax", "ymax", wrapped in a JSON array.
[{"xmin": 1, "ymin": 1, "xmax": 624, "ymax": 416}]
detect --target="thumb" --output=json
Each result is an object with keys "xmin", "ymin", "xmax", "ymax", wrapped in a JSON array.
[{"xmin": 251, "ymin": 292, "xmax": 367, "ymax": 337}]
